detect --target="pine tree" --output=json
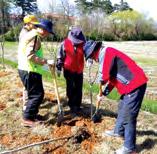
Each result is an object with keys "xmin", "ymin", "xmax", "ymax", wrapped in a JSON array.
[{"xmin": 75, "ymin": 0, "xmax": 114, "ymax": 14}]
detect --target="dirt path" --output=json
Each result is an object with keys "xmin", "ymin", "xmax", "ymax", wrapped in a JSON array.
[{"xmin": 0, "ymin": 65, "xmax": 157, "ymax": 154}]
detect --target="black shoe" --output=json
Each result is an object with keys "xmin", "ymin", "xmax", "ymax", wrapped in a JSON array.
[
  {"xmin": 35, "ymin": 114, "xmax": 45, "ymax": 121},
  {"xmin": 70, "ymin": 107, "xmax": 81, "ymax": 118},
  {"xmin": 70, "ymin": 106, "xmax": 81, "ymax": 113}
]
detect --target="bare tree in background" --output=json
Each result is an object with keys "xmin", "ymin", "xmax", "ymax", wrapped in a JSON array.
[
  {"xmin": 59, "ymin": 0, "xmax": 76, "ymax": 30},
  {"xmin": 0, "ymin": 35, "xmax": 5, "ymax": 69},
  {"xmin": 0, "ymin": 0, "xmax": 10, "ymax": 69}
]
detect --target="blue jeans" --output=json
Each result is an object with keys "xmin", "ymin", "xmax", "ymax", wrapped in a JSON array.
[{"xmin": 114, "ymin": 83, "xmax": 147, "ymax": 151}]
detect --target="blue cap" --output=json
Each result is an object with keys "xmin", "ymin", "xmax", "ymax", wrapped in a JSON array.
[
  {"xmin": 35, "ymin": 18, "xmax": 54, "ymax": 34},
  {"xmin": 84, "ymin": 40, "xmax": 102, "ymax": 60}
]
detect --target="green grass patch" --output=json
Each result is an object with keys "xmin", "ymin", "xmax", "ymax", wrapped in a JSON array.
[
  {"xmin": 0, "ymin": 58, "xmax": 17, "ymax": 68},
  {"xmin": 83, "ymin": 82, "xmax": 99, "ymax": 94},
  {"xmin": 142, "ymin": 99, "xmax": 157, "ymax": 114},
  {"xmin": 133, "ymin": 57, "xmax": 157, "ymax": 66},
  {"xmin": 107, "ymin": 89, "xmax": 120, "ymax": 100},
  {"xmin": 4, "ymin": 41, "xmax": 18, "ymax": 47},
  {"xmin": 42, "ymin": 70, "xmax": 66, "ymax": 87}
]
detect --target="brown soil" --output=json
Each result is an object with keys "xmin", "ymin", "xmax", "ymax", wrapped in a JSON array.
[
  {"xmin": 0, "ymin": 102, "xmax": 6, "ymax": 111},
  {"xmin": 0, "ymin": 71, "xmax": 11, "ymax": 77}
]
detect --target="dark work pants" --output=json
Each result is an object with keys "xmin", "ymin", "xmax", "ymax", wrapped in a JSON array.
[
  {"xmin": 63, "ymin": 69, "xmax": 83, "ymax": 110},
  {"xmin": 18, "ymin": 70, "xmax": 44, "ymax": 120},
  {"xmin": 114, "ymin": 83, "xmax": 147, "ymax": 151}
]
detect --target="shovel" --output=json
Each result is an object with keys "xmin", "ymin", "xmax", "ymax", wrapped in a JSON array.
[
  {"xmin": 91, "ymin": 100, "xmax": 101, "ymax": 123},
  {"xmin": 49, "ymin": 65, "xmax": 64, "ymax": 127}
]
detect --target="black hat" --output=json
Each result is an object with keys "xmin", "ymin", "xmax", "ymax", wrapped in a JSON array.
[
  {"xmin": 35, "ymin": 18, "xmax": 55, "ymax": 34},
  {"xmin": 84, "ymin": 40, "xmax": 102, "ymax": 60}
]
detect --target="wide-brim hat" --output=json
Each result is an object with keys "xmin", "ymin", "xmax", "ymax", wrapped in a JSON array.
[
  {"xmin": 84, "ymin": 40, "xmax": 102, "ymax": 60},
  {"xmin": 68, "ymin": 27, "xmax": 86, "ymax": 44},
  {"xmin": 35, "ymin": 18, "xmax": 55, "ymax": 34}
]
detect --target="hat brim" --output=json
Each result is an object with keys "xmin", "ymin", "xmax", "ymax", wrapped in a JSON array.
[
  {"xmin": 68, "ymin": 32, "xmax": 86, "ymax": 44},
  {"xmin": 85, "ymin": 49, "xmax": 94, "ymax": 60},
  {"xmin": 30, "ymin": 21, "xmax": 40, "ymax": 25},
  {"xmin": 84, "ymin": 41, "xmax": 102, "ymax": 60},
  {"xmin": 35, "ymin": 23, "xmax": 55, "ymax": 34}
]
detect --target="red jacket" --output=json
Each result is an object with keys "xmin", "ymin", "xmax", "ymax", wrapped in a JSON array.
[
  {"xmin": 102, "ymin": 47, "xmax": 148, "ymax": 94},
  {"xmin": 63, "ymin": 38, "xmax": 84, "ymax": 73}
]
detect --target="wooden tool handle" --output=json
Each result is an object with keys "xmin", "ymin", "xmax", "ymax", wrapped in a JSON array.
[{"xmin": 49, "ymin": 65, "xmax": 61, "ymax": 105}]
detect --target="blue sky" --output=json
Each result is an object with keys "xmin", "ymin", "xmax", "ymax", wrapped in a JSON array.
[{"xmin": 37, "ymin": 0, "xmax": 157, "ymax": 21}]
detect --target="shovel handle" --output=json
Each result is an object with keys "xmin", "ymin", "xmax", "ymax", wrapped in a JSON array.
[
  {"xmin": 49, "ymin": 65, "xmax": 61, "ymax": 110},
  {"xmin": 95, "ymin": 100, "xmax": 100, "ymax": 113}
]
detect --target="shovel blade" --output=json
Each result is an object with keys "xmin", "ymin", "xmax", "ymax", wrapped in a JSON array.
[
  {"xmin": 91, "ymin": 112, "xmax": 101, "ymax": 123},
  {"xmin": 57, "ymin": 111, "xmax": 64, "ymax": 127}
]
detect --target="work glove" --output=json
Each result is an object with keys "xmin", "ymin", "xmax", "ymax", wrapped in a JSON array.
[
  {"xmin": 97, "ymin": 94, "xmax": 103, "ymax": 102},
  {"xmin": 102, "ymin": 86, "xmax": 110, "ymax": 96},
  {"xmin": 56, "ymin": 60, "xmax": 62, "ymax": 77},
  {"xmin": 86, "ymin": 58, "xmax": 93, "ymax": 68},
  {"xmin": 47, "ymin": 59, "xmax": 55, "ymax": 66}
]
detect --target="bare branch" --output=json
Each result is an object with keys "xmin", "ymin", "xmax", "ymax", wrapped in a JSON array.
[{"xmin": 1, "ymin": 135, "xmax": 73, "ymax": 154}]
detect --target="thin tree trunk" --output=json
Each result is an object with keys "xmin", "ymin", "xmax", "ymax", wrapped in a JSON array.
[{"xmin": 0, "ymin": 36, "xmax": 5, "ymax": 69}]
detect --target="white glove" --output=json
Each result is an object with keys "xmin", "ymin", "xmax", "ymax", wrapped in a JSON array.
[
  {"xmin": 47, "ymin": 59, "xmax": 55, "ymax": 66},
  {"xmin": 97, "ymin": 94, "xmax": 103, "ymax": 102},
  {"xmin": 86, "ymin": 59, "xmax": 93, "ymax": 68}
]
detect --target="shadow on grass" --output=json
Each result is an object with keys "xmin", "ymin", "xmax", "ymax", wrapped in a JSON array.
[
  {"xmin": 136, "ymin": 130, "xmax": 157, "ymax": 152},
  {"xmin": 81, "ymin": 103, "xmax": 117, "ymax": 119},
  {"xmin": 137, "ymin": 138, "xmax": 157, "ymax": 153},
  {"xmin": 44, "ymin": 99, "xmax": 118, "ymax": 125},
  {"xmin": 137, "ymin": 130, "xmax": 157, "ymax": 136},
  {"xmin": 41, "ymin": 98, "xmax": 67, "ymax": 109}
]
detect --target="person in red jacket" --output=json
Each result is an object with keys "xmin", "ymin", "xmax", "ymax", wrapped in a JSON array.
[
  {"xmin": 84, "ymin": 40, "xmax": 148, "ymax": 154},
  {"xmin": 56, "ymin": 26, "xmax": 86, "ymax": 115}
]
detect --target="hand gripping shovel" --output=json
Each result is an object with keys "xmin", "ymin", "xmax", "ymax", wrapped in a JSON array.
[{"xmin": 49, "ymin": 65, "xmax": 64, "ymax": 127}]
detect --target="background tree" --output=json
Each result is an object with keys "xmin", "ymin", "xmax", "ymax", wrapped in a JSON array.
[
  {"xmin": 75, "ymin": 0, "xmax": 113, "ymax": 15},
  {"xmin": 0, "ymin": 0, "xmax": 10, "ymax": 34},
  {"xmin": 108, "ymin": 10, "xmax": 156, "ymax": 40},
  {"xmin": 57, "ymin": 0, "xmax": 76, "ymax": 29},
  {"xmin": 0, "ymin": 0, "xmax": 11, "ymax": 68},
  {"xmin": 10, "ymin": 0, "xmax": 37, "ymax": 17},
  {"xmin": 113, "ymin": 0, "xmax": 132, "ymax": 11}
]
